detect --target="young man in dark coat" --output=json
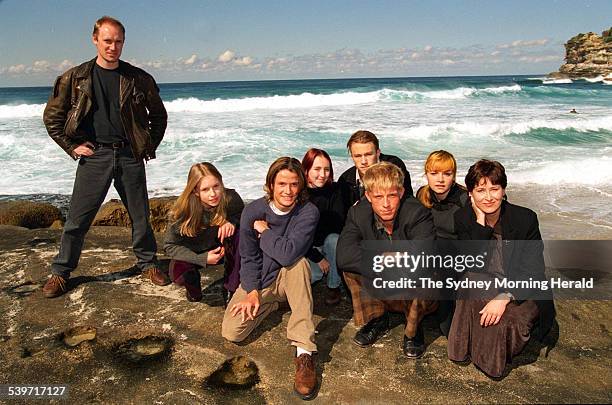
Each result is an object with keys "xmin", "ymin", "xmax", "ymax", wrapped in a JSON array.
[
  {"xmin": 337, "ymin": 130, "xmax": 413, "ymax": 211},
  {"xmin": 42, "ymin": 16, "xmax": 168, "ymax": 297},
  {"xmin": 337, "ymin": 161, "xmax": 437, "ymax": 358}
]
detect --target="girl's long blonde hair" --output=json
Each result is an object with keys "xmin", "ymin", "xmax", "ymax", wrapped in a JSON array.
[
  {"xmin": 417, "ymin": 150, "xmax": 461, "ymax": 208},
  {"xmin": 172, "ymin": 162, "xmax": 228, "ymax": 237}
]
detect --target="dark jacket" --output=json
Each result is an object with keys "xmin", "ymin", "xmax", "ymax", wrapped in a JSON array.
[
  {"xmin": 239, "ymin": 198, "xmax": 319, "ymax": 292},
  {"xmin": 337, "ymin": 196, "xmax": 435, "ymax": 276},
  {"xmin": 305, "ymin": 182, "xmax": 347, "ymax": 263},
  {"xmin": 43, "ymin": 58, "xmax": 167, "ymax": 160},
  {"xmin": 454, "ymin": 201, "xmax": 556, "ymax": 340},
  {"xmin": 164, "ymin": 189, "xmax": 244, "ymax": 267},
  {"xmin": 417, "ymin": 183, "xmax": 468, "ymax": 240},
  {"xmin": 337, "ymin": 153, "xmax": 413, "ymax": 211}
]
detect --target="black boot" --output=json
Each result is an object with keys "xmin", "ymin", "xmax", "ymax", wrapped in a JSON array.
[
  {"xmin": 353, "ymin": 313, "xmax": 389, "ymax": 347},
  {"xmin": 402, "ymin": 324, "xmax": 425, "ymax": 358}
]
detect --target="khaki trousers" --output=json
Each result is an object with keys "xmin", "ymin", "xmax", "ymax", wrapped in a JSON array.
[{"xmin": 221, "ymin": 258, "xmax": 317, "ymax": 352}]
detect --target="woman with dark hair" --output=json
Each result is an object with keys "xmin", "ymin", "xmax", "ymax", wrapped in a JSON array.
[
  {"xmin": 164, "ymin": 162, "xmax": 244, "ymax": 303},
  {"xmin": 448, "ymin": 159, "xmax": 556, "ymax": 378},
  {"xmin": 301, "ymin": 148, "xmax": 347, "ymax": 305}
]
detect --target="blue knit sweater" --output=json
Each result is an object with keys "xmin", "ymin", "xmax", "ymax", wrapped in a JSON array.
[{"xmin": 239, "ymin": 197, "xmax": 319, "ymax": 292}]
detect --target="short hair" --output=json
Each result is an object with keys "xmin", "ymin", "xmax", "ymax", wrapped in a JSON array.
[
  {"xmin": 347, "ymin": 130, "xmax": 379, "ymax": 151},
  {"xmin": 93, "ymin": 16, "xmax": 125, "ymax": 38},
  {"xmin": 363, "ymin": 162, "xmax": 404, "ymax": 193},
  {"xmin": 301, "ymin": 148, "xmax": 334, "ymax": 185},
  {"xmin": 264, "ymin": 157, "xmax": 308, "ymax": 203},
  {"xmin": 465, "ymin": 159, "xmax": 507, "ymax": 192}
]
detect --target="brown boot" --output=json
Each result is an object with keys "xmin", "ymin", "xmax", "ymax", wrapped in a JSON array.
[
  {"xmin": 142, "ymin": 267, "xmax": 171, "ymax": 286},
  {"xmin": 294, "ymin": 353, "xmax": 317, "ymax": 400},
  {"xmin": 324, "ymin": 287, "xmax": 342, "ymax": 306},
  {"xmin": 42, "ymin": 275, "xmax": 68, "ymax": 298}
]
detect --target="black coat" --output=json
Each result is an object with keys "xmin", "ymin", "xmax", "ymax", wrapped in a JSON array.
[
  {"xmin": 454, "ymin": 201, "xmax": 556, "ymax": 340},
  {"xmin": 337, "ymin": 153, "xmax": 413, "ymax": 213},
  {"xmin": 305, "ymin": 182, "xmax": 348, "ymax": 263},
  {"xmin": 417, "ymin": 183, "xmax": 468, "ymax": 240},
  {"xmin": 337, "ymin": 196, "xmax": 435, "ymax": 276}
]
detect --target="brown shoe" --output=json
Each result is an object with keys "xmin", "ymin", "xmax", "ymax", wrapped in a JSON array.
[
  {"xmin": 142, "ymin": 267, "xmax": 171, "ymax": 286},
  {"xmin": 325, "ymin": 287, "xmax": 342, "ymax": 306},
  {"xmin": 294, "ymin": 353, "xmax": 317, "ymax": 400},
  {"xmin": 42, "ymin": 275, "xmax": 68, "ymax": 298}
]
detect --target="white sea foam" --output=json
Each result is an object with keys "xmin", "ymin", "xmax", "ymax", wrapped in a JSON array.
[
  {"xmin": 583, "ymin": 76, "xmax": 604, "ymax": 83},
  {"xmin": 0, "ymin": 103, "xmax": 46, "ymax": 119},
  {"xmin": 392, "ymin": 116, "xmax": 612, "ymax": 140},
  {"xmin": 510, "ymin": 157, "xmax": 612, "ymax": 185},
  {"xmin": 163, "ymin": 85, "xmax": 523, "ymax": 113},
  {"xmin": 0, "ymin": 85, "xmax": 523, "ymax": 118},
  {"xmin": 164, "ymin": 91, "xmax": 379, "ymax": 113},
  {"xmin": 542, "ymin": 78, "xmax": 573, "ymax": 84}
]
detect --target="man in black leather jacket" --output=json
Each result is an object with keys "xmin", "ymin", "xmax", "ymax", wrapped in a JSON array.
[{"xmin": 42, "ymin": 16, "xmax": 169, "ymax": 298}]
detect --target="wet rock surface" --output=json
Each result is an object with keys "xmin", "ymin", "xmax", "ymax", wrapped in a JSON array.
[{"xmin": 0, "ymin": 225, "xmax": 610, "ymax": 403}]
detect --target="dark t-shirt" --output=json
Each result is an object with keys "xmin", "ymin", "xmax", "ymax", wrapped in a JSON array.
[{"xmin": 84, "ymin": 63, "xmax": 126, "ymax": 143}]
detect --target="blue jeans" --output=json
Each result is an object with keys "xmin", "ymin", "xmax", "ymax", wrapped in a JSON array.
[{"xmin": 308, "ymin": 233, "xmax": 341, "ymax": 289}]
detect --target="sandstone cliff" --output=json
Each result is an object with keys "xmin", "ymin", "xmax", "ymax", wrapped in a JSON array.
[{"xmin": 551, "ymin": 27, "xmax": 612, "ymax": 79}]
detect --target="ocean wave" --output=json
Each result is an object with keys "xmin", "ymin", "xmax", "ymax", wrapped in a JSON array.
[
  {"xmin": 379, "ymin": 85, "xmax": 522, "ymax": 100},
  {"xmin": 396, "ymin": 116, "xmax": 612, "ymax": 140},
  {"xmin": 164, "ymin": 91, "xmax": 380, "ymax": 113},
  {"xmin": 510, "ymin": 157, "xmax": 612, "ymax": 185},
  {"xmin": 542, "ymin": 78, "xmax": 573, "ymax": 84},
  {"xmin": 164, "ymin": 85, "xmax": 524, "ymax": 113},
  {"xmin": 0, "ymin": 103, "xmax": 46, "ymax": 119}
]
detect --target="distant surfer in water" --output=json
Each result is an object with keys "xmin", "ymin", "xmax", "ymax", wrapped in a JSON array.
[{"xmin": 570, "ymin": 108, "xmax": 578, "ymax": 114}]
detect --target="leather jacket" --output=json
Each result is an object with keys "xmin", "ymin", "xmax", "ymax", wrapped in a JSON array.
[{"xmin": 43, "ymin": 58, "xmax": 167, "ymax": 160}]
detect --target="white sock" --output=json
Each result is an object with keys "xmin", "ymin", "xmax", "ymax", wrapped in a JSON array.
[{"xmin": 296, "ymin": 347, "xmax": 311, "ymax": 357}]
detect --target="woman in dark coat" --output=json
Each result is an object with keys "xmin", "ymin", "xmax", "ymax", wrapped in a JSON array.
[
  {"xmin": 301, "ymin": 148, "xmax": 347, "ymax": 305},
  {"xmin": 448, "ymin": 159, "xmax": 555, "ymax": 378},
  {"xmin": 416, "ymin": 150, "xmax": 469, "ymax": 336},
  {"xmin": 416, "ymin": 150, "xmax": 469, "ymax": 240},
  {"xmin": 164, "ymin": 162, "xmax": 244, "ymax": 303}
]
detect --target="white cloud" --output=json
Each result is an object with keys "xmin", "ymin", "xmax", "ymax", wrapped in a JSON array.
[
  {"xmin": 518, "ymin": 55, "xmax": 559, "ymax": 63},
  {"xmin": 0, "ymin": 37, "xmax": 564, "ymax": 82},
  {"xmin": 234, "ymin": 56, "xmax": 253, "ymax": 66},
  {"xmin": 7, "ymin": 64, "xmax": 26, "ymax": 74},
  {"xmin": 218, "ymin": 50, "xmax": 235, "ymax": 63},
  {"xmin": 498, "ymin": 38, "xmax": 549, "ymax": 49},
  {"xmin": 184, "ymin": 54, "xmax": 198, "ymax": 65}
]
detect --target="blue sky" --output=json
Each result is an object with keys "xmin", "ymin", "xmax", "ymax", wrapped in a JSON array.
[{"xmin": 0, "ymin": 0, "xmax": 610, "ymax": 86}]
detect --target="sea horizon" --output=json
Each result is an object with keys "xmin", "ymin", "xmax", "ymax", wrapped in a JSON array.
[{"xmin": 0, "ymin": 73, "xmax": 553, "ymax": 90}]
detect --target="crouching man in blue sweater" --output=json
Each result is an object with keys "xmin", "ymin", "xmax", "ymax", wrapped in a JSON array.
[{"xmin": 222, "ymin": 157, "xmax": 320, "ymax": 400}]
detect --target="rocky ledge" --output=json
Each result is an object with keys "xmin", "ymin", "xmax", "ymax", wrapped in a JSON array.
[
  {"xmin": 549, "ymin": 27, "xmax": 611, "ymax": 80},
  {"xmin": 0, "ymin": 225, "xmax": 610, "ymax": 403}
]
